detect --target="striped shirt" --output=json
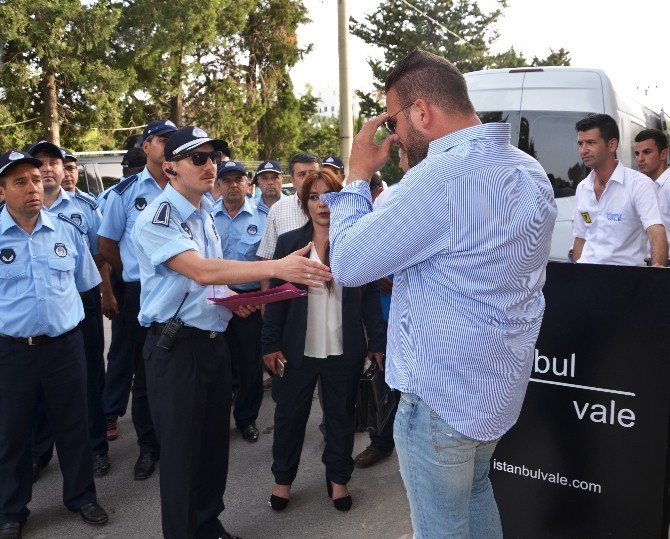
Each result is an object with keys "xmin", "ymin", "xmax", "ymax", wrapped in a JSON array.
[
  {"xmin": 323, "ymin": 123, "xmax": 557, "ymax": 441},
  {"xmin": 256, "ymin": 193, "xmax": 308, "ymax": 259}
]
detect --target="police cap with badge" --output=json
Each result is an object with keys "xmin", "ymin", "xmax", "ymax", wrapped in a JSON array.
[
  {"xmin": 217, "ymin": 160, "xmax": 247, "ymax": 178},
  {"xmin": 27, "ymin": 140, "xmax": 63, "ymax": 160},
  {"xmin": 253, "ymin": 160, "xmax": 283, "ymax": 185},
  {"xmin": 0, "ymin": 150, "xmax": 43, "ymax": 178},
  {"xmin": 164, "ymin": 126, "xmax": 228, "ymax": 162},
  {"xmin": 322, "ymin": 155, "xmax": 344, "ymax": 172},
  {"xmin": 143, "ymin": 119, "xmax": 178, "ymax": 142}
]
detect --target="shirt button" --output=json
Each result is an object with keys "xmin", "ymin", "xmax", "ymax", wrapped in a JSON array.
[
  {"xmin": 36, "ymin": 275, "xmax": 40, "ymax": 279},
  {"xmin": 32, "ymin": 255, "xmax": 36, "ymax": 259}
]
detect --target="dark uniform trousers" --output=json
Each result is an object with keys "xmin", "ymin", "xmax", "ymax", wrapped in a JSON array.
[
  {"xmin": 32, "ymin": 286, "xmax": 108, "ymax": 465},
  {"xmin": 0, "ymin": 330, "xmax": 96, "ymax": 524},
  {"xmin": 102, "ymin": 269, "xmax": 133, "ymax": 423},
  {"xmin": 124, "ymin": 281, "xmax": 159, "ymax": 455},
  {"xmin": 271, "ymin": 354, "xmax": 362, "ymax": 486},
  {"xmin": 224, "ymin": 306, "xmax": 263, "ymax": 429},
  {"xmin": 144, "ymin": 326, "xmax": 232, "ymax": 539}
]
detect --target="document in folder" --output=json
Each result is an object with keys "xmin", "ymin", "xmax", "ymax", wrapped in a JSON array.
[{"xmin": 208, "ymin": 283, "xmax": 307, "ymax": 310}]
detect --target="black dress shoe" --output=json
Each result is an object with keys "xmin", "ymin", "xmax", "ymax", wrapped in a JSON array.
[
  {"xmin": 76, "ymin": 502, "xmax": 108, "ymax": 525},
  {"xmin": 134, "ymin": 452, "xmax": 158, "ymax": 480},
  {"xmin": 240, "ymin": 423, "xmax": 259, "ymax": 443},
  {"xmin": 0, "ymin": 522, "xmax": 23, "ymax": 538},
  {"xmin": 93, "ymin": 454, "xmax": 111, "ymax": 477}
]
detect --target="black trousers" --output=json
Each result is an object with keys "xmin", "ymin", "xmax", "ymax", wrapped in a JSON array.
[
  {"xmin": 144, "ymin": 327, "xmax": 232, "ymax": 539},
  {"xmin": 224, "ymin": 309, "xmax": 263, "ymax": 429},
  {"xmin": 271, "ymin": 354, "xmax": 363, "ymax": 486},
  {"xmin": 102, "ymin": 270, "xmax": 133, "ymax": 422},
  {"xmin": 124, "ymin": 282, "xmax": 159, "ymax": 455},
  {"xmin": 32, "ymin": 287, "xmax": 108, "ymax": 465},
  {"xmin": 0, "ymin": 330, "xmax": 96, "ymax": 525}
]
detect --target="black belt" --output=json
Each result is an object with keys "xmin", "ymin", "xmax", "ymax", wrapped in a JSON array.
[
  {"xmin": 0, "ymin": 327, "xmax": 78, "ymax": 346},
  {"xmin": 150, "ymin": 322, "xmax": 220, "ymax": 340}
]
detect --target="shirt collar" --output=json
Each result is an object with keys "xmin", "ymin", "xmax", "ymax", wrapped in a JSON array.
[
  {"xmin": 164, "ymin": 183, "xmax": 199, "ymax": 221},
  {"xmin": 427, "ymin": 123, "xmax": 511, "ymax": 156},
  {"xmin": 584, "ymin": 161, "xmax": 625, "ymax": 190},
  {"xmin": 212, "ymin": 196, "xmax": 254, "ymax": 218},
  {"xmin": 139, "ymin": 166, "xmax": 161, "ymax": 187},
  {"xmin": 1, "ymin": 207, "xmax": 55, "ymax": 234},
  {"xmin": 655, "ymin": 168, "xmax": 670, "ymax": 187}
]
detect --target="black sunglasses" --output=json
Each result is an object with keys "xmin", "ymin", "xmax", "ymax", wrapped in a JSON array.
[
  {"xmin": 174, "ymin": 151, "xmax": 222, "ymax": 166},
  {"xmin": 384, "ymin": 103, "xmax": 414, "ymax": 134}
]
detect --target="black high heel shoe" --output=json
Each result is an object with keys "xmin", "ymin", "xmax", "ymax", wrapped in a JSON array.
[
  {"xmin": 326, "ymin": 480, "xmax": 352, "ymax": 512},
  {"xmin": 269, "ymin": 494, "xmax": 290, "ymax": 511}
]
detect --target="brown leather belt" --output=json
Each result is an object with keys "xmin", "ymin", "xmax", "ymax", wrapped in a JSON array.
[{"xmin": 0, "ymin": 327, "xmax": 78, "ymax": 346}]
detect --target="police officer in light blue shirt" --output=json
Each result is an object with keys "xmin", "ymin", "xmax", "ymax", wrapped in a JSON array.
[
  {"xmin": 26, "ymin": 140, "xmax": 116, "ymax": 480},
  {"xmin": 0, "ymin": 150, "xmax": 109, "ymax": 535},
  {"xmin": 132, "ymin": 126, "xmax": 331, "ymax": 539},
  {"xmin": 98, "ymin": 119, "xmax": 177, "ymax": 480},
  {"xmin": 254, "ymin": 159, "xmax": 285, "ymax": 224},
  {"xmin": 212, "ymin": 161, "xmax": 266, "ymax": 442}
]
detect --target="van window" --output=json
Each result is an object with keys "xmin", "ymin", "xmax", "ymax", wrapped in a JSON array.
[{"xmin": 477, "ymin": 110, "xmax": 588, "ymax": 198}]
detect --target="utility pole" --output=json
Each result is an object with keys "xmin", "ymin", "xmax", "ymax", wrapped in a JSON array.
[{"xmin": 337, "ymin": 0, "xmax": 353, "ymax": 172}]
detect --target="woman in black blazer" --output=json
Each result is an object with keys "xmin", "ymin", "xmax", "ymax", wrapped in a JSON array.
[{"xmin": 261, "ymin": 169, "xmax": 386, "ymax": 512}]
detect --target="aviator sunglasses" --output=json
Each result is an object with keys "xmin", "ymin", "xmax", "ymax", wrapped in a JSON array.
[
  {"xmin": 384, "ymin": 102, "xmax": 414, "ymax": 134},
  {"xmin": 173, "ymin": 151, "xmax": 223, "ymax": 166}
]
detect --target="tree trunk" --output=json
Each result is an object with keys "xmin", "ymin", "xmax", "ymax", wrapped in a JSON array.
[
  {"xmin": 170, "ymin": 91, "xmax": 183, "ymax": 127},
  {"xmin": 43, "ymin": 68, "xmax": 60, "ymax": 145}
]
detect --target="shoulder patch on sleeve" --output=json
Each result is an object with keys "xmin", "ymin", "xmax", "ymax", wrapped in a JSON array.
[
  {"xmin": 152, "ymin": 202, "xmax": 171, "ymax": 227},
  {"xmin": 75, "ymin": 191, "xmax": 99, "ymax": 210},
  {"xmin": 112, "ymin": 174, "xmax": 139, "ymax": 195},
  {"xmin": 58, "ymin": 213, "xmax": 86, "ymax": 234}
]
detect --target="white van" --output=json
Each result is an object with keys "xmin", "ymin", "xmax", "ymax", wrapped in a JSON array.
[{"xmin": 464, "ymin": 67, "xmax": 669, "ymax": 261}]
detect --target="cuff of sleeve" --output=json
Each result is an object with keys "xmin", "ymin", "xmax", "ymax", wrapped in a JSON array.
[{"xmin": 150, "ymin": 240, "xmax": 197, "ymax": 268}]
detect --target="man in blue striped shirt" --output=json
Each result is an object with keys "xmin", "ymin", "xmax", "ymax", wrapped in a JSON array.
[{"xmin": 324, "ymin": 50, "xmax": 557, "ymax": 538}]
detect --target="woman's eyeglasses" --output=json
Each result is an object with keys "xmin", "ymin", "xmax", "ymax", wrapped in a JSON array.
[
  {"xmin": 384, "ymin": 103, "xmax": 414, "ymax": 134},
  {"xmin": 174, "ymin": 151, "xmax": 223, "ymax": 166}
]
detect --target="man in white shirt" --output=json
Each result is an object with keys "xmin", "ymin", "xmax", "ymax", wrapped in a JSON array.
[
  {"xmin": 572, "ymin": 114, "xmax": 667, "ymax": 266},
  {"xmin": 635, "ymin": 129, "xmax": 670, "ymax": 247}
]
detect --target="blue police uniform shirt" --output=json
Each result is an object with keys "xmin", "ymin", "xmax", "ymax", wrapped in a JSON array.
[
  {"xmin": 212, "ymin": 197, "xmax": 264, "ymax": 291},
  {"xmin": 255, "ymin": 193, "xmax": 283, "ymax": 232},
  {"xmin": 132, "ymin": 184, "xmax": 232, "ymax": 332},
  {"xmin": 98, "ymin": 166, "xmax": 164, "ymax": 282},
  {"xmin": 45, "ymin": 187, "xmax": 102, "ymax": 256},
  {"xmin": 0, "ymin": 208, "xmax": 101, "ymax": 337}
]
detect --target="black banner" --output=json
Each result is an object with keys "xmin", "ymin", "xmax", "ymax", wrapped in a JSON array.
[{"xmin": 492, "ymin": 262, "xmax": 670, "ymax": 538}]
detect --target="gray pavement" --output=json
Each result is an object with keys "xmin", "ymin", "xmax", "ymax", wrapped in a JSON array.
[{"xmin": 22, "ymin": 319, "xmax": 413, "ymax": 539}]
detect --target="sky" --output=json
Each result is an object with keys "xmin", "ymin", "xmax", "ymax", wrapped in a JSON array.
[{"xmin": 291, "ymin": 0, "xmax": 670, "ymax": 110}]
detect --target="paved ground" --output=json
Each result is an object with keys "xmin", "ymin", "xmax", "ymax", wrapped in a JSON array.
[{"xmin": 22, "ymin": 319, "xmax": 414, "ymax": 539}]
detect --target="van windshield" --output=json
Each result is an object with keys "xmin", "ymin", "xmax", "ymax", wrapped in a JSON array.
[{"xmin": 477, "ymin": 110, "xmax": 589, "ymax": 199}]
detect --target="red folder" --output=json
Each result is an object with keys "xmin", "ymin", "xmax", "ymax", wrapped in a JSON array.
[{"xmin": 208, "ymin": 283, "xmax": 307, "ymax": 310}]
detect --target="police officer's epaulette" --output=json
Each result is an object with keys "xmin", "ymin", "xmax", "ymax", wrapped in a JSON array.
[
  {"xmin": 112, "ymin": 173, "xmax": 139, "ymax": 195},
  {"xmin": 152, "ymin": 202, "xmax": 171, "ymax": 227},
  {"xmin": 58, "ymin": 212, "xmax": 87, "ymax": 234},
  {"xmin": 75, "ymin": 191, "xmax": 99, "ymax": 210}
]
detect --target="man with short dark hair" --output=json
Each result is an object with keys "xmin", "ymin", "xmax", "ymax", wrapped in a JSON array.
[
  {"xmin": 323, "ymin": 49, "xmax": 557, "ymax": 537},
  {"xmin": 572, "ymin": 114, "xmax": 667, "ymax": 266},
  {"xmin": 0, "ymin": 150, "xmax": 108, "ymax": 537},
  {"xmin": 131, "ymin": 126, "xmax": 330, "ymax": 539},
  {"xmin": 98, "ymin": 118, "xmax": 177, "ymax": 480},
  {"xmin": 635, "ymin": 129, "xmax": 670, "ymax": 248}
]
